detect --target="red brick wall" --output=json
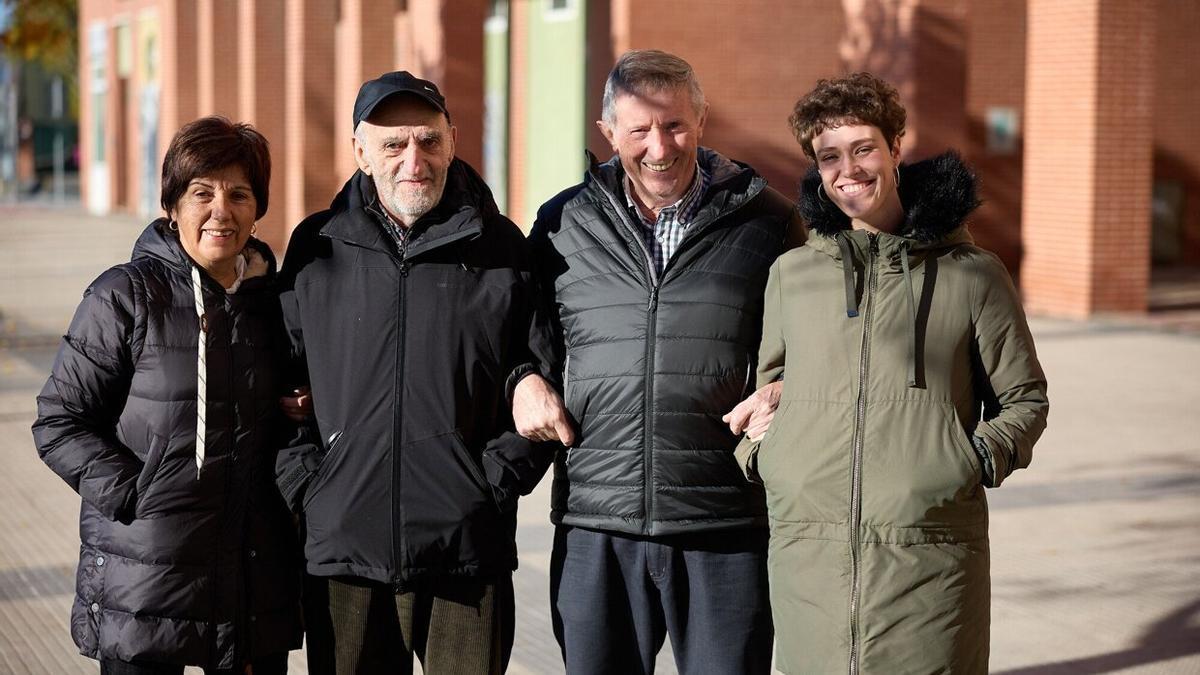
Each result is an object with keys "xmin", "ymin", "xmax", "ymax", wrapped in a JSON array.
[
  {"xmin": 238, "ymin": 0, "xmax": 288, "ymax": 254},
  {"xmin": 1022, "ymin": 0, "xmax": 1154, "ymax": 317},
  {"xmin": 335, "ymin": 0, "xmax": 398, "ymax": 184},
  {"xmin": 965, "ymin": 0, "xmax": 1026, "ymax": 273},
  {"xmin": 615, "ymin": 0, "xmax": 847, "ymax": 199},
  {"xmin": 196, "ymin": 0, "xmax": 239, "ymax": 119},
  {"xmin": 506, "ymin": 0, "xmax": 530, "ymax": 226},
  {"xmin": 283, "ymin": 0, "xmax": 338, "ymax": 234},
  {"xmin": 1153, "ymin": 0, "xmax": 1200, "ymax": 265}
]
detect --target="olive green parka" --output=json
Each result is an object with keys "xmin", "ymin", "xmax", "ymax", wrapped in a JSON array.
[{"xmin": 737, "ymin": 153, "xmax": 1048, "ymax": 674}]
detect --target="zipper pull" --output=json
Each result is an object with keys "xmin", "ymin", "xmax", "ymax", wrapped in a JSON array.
[
  {"xmin": 868, "ymin": 232, "xmax": 879, "ymax": 255},
  {"xmin": 399, "ymin": 259, "xmax": 411, "ymax": 277},
  {"xmin": 647, "ymin": 288, "xmax": 659, "ymax": 312}
]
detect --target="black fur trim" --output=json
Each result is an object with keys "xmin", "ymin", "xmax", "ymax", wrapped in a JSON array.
[{"xmin": 799, "ymin": 151, "xmax": 981, "ymax": 243}]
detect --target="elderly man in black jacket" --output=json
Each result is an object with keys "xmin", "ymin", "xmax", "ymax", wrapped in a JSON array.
[
  {"xmin": 276, "ymin": 72, "xmax": 555, "ymax": 674},
  {"xmin": 513, "ymin": 50, "xmax": 802, "ymax": 674}
]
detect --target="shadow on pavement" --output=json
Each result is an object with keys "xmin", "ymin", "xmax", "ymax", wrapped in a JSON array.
[{"xmin": 994, "ymin": 597, "xmax": 1200, "ymax": 674}]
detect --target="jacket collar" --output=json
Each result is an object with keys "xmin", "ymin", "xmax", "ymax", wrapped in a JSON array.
[
  {"xmin": 132, "ymin": 218, "xmax": 277, "ymax": 288},
  {"xmin": 320, "ymin": 157, "xmax": 495, "ymax": 258}
]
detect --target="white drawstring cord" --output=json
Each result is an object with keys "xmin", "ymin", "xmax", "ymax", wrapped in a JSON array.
[{"xmin": 190, "ymin": 266, "xmax": 207, "ymax": 479}]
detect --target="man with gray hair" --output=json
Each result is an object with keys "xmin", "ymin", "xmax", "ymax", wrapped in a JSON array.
[
  {"xmin": 278, "ymin": 71, "xmax": 556, "ymax": 674},
  {"xmin": 513, "ymin": 50, "xmax": 801, "ymax": 673}
]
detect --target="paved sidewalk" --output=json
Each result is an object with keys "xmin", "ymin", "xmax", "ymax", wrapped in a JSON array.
[{"xmin": 1, "ymin": 208, "xmax": 1198, "ymax": 674}]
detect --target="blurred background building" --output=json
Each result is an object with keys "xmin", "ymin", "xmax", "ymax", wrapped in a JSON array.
[
  {"xmin": 45, "ymin": 0, "xmax": 1200, "ymax": 318},
  {"xmin": 0, "ymin": 0, "xmax": 78, "ymax": 203}
]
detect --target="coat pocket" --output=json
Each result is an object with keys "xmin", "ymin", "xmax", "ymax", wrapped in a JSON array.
[
  {"xmin": 401, "ymin": 431, "xmax": 507, "ymax": 570},
  {"xmin": 132, "ymin": 432, "xmax": 170, "ymax": 518},
  {"xmin": 859, "ymin": 402, "xmax": 987, "ymax": 533},
  {"xmin": 302, "ymin": 430, "xmax": 347, "ymax": 510}
]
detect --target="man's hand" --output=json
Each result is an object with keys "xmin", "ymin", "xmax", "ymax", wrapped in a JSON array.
[
  {"xmin": 512, "ymin": 374, "xmax": 576, "ymax": 446},
  {"xmin": 722, "ymin": 381, "xmax": 783, "ymax": 442},
  {"xmin": 280, "ymin": 386, "xmax": 313, "ymax": 422}
]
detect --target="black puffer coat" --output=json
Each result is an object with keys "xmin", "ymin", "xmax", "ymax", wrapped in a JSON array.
[
  {"xmin": 276, "ymin": 160, "xmax": 555, "ymax": 584},
  {"xmin": 530, "ymin": 148, "xmax": 800, "ymax": 536},
  {"xmin": 32, "ymin": 221, "xmax": 302, "ymax": 669}
]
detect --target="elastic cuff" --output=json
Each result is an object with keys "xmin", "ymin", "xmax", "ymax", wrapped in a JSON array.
[
  {"xmin": 504, "ymin": 363, "xmax": 539, "ymax": 405},
  {"xmin": 971, "ymin": 435, "xmax": 996, "ymax": 488}
]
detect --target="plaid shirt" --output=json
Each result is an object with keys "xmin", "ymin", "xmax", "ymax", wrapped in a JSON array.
[
  {"xmin": 370, "ymin": 201, "xmax": 411, "ymax": 255},
  {"xmin": 624, "ymin": 163, "xmax": 710, "ymax": 276}
]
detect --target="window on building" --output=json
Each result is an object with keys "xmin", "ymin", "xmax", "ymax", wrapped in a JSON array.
[{"xmin": 544, "ymin": 0, "xmax": 577, "ymax": 21}]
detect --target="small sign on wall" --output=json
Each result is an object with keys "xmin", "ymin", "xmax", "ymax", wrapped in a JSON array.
[{"xmin": 986, "ymin": 107, "xmax": 1020, "ymax": 155}]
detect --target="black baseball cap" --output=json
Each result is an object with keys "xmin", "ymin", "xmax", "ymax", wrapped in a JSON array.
[{"xmin": 353, "ymin": 71, "xmax": 449, "ymax": 128}]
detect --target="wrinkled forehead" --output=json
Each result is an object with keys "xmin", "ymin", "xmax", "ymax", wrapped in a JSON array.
[{"xmin": 611, "ymin": 85, "xmax": 700, "ymax": 123}]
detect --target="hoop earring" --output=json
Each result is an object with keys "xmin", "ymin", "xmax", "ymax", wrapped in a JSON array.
[
  {"xmin": 894, "ymin": 166, "xmax": 901, "ymax": 188},
  {"xmin": 168, "ymin": 220, "xmax": 179, "ymax": 232},
  {"xmin": 817, "ymin": 183, "xmax": 831, "ymax": 203}
]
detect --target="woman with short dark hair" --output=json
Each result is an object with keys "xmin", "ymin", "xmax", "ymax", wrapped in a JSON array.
[
  {"xmin": 33, "ymin": 116, "xmax": 302, "ymax": 674},
  {"xmin": 728, "ymin": 73, "xmax": 1049, "ymax": 672}
]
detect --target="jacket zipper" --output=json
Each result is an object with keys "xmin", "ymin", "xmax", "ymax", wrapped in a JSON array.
[
  {"xmin": 392, "ymin": 244, "xmax": 410, "ymax": 584},
  {"xmin": 592, "ymin": 179, "xmax": 662, "ymax": 531},
  {"xmin": 589, "ymin": 173, "xmax": 763, "ymax": 534},
  {"xmin": 848, "ymin": 233, "xmax": 878, "ymax": 675},
  {"xmin": 643, "ymin": 286, "xmax": 659, "ymax": 533}
]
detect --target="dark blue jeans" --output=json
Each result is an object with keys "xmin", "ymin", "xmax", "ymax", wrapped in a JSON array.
[{"xmin": 550, "ymin": 526, "xmax": 773, "ymax": 675}]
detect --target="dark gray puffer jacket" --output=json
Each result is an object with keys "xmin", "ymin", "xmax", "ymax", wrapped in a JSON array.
[
  {"xmin": 33, "ymin": 220, "xmax": 302, "ymax": 669},
  {"xmin": 530, "ymin": 148, "xmax": 800, "ymax": 536}
]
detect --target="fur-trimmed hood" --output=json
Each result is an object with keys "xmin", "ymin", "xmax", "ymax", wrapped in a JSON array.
[{"xmin": 799, "ymin": 151, "xmax": 981, "ymax": 246}]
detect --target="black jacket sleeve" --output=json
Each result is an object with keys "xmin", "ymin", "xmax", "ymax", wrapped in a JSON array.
[
  {"xmin": 273, "ymin": 214, "xmax": 327, "ymax": 511},
  {"xmin": 487, "ymin": 219, "xmax": 563, "ymax": 508},
  {"xmin": 32, "ymin": 267, "xmax": 143, "ymax": 523}
]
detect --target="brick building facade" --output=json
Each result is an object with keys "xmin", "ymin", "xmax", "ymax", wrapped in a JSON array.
[{"xmin": 78, "ymin": 0, "xmax": 1199, "ymax": 318}]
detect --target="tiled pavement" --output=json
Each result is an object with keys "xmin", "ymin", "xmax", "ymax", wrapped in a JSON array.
[{"xmin": 1, "ymin": 207, "xmax": 1198, "ymax": 674}]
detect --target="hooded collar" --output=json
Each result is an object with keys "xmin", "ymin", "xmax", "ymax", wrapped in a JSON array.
[
  {"xmin": 321, "ymin": 157, "xmax": 495, "ymax": 259},
  {"xmin": 799, "ymin": 151, "xmax": 981, "ymax": 259},
  {"xmin": 132, "ymin": 218, "xmax": 276, "ymax": 288}
]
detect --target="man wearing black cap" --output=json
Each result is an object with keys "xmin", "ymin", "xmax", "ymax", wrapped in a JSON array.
[{"xmin": 275, "ymin": 71, "xmax": 556, "ymax": 674}]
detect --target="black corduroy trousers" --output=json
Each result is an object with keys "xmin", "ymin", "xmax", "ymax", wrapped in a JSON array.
[{"xmin": 304, "ymin": 573, "xmax": 514, "ymax": 675}]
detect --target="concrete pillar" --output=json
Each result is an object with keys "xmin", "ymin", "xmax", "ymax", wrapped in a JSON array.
[
  {"xmin": 238, "ymin": 0, "xmax": 288, "ymax": 255},
  {"xmin": 1021, "ymin": 0, "xmax": 1155, "ymax": 316},
  {"xmin": 335, "ymin": 0, "xmax": 397, "ymax": 182},
  {"xmin": 197, "ymin": 0, "xmax": 239, "ymax": 118},
  {"xmin": 284, "ymin": 0, "xmax": 338, "ymax": 234}
]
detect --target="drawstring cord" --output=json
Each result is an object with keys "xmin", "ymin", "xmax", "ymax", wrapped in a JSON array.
[
  {"xmin": 190, "ymin": 266, "xmax": 207, "ymax": 479},
  {"xmin": 899, "ymin": 242, "xmax": 918, "ymax": 388},
  {"xmin": 838, "ymin": 231, "xmax": 920, "ymax": 388},
  {"xmin": 837, "ymin": 232, "xmax": 859, "ymax": 318}
]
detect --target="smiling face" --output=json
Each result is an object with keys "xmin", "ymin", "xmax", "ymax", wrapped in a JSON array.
[
  {"xmin": 812, "ymin": 123, "xmax": 904, "ymax": 233},
  {"xmin": 170, "ymin": 164, "xmax": 257, "ymax": 281},
  {"xmin": 354, "ymin": 95, "xmax": 457, "ymax": 227},
  {"xmin": 599, "ymin": 85, "xmax": 707, "ymax": 218}
]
